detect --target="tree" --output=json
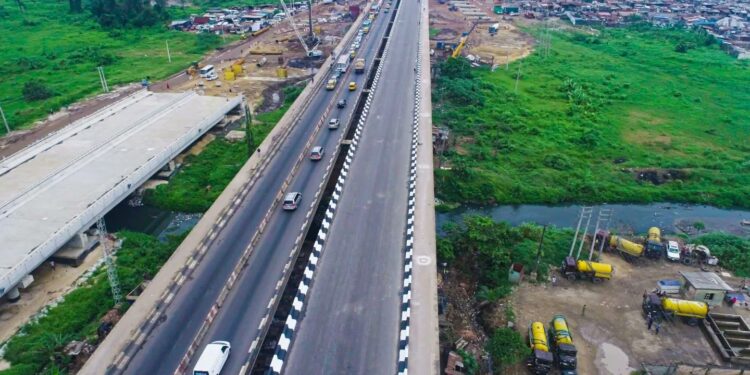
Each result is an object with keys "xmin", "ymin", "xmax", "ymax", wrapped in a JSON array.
[
  {"xmin": 22, "ymin": 80, "xmax": 54, "ymax": 101},
  {"xmin": 90, "ymin": 0, "xmax": 168, "ymax": 28},
  {"xmin": 69, "ymin": 0, "xmax": 82, "ymax": 13}
]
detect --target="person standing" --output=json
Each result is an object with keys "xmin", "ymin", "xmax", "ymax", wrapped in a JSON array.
[
  {"xmin": 647, "ymin": 314, "xmax": 654, "ymax": 330},
  {"xmin": 654, "ymin": 322, "xmax": 661, "ymax": 335}
]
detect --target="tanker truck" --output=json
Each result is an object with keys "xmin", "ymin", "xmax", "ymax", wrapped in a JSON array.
[
  {"xmin": 549, "ymin": 315, "xmax": 578, "ymax": 374},
  {"xmin": 645, "ymin": 227, "xmax": 666, "ymax": 258},
  {"xmin": 642, "ymin": 292, "xmax": 708, "ymax": 326},
  {"xmin": 526, "ymin": 321, "xmax": 554, "ymax": 374},
  {"xmin": 560, "ymin": 256, "xmax": 613, "ymax": 283}
]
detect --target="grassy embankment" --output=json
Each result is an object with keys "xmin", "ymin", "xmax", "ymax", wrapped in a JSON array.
[
  {"xmin": 0, "ymin": 232, "xmax": 183, "ymax": 375},
  {"xmin": 0, "ymin": 1, "xmax": 225, "ymax": 132},
  {"xmin": 144, "ymin": 85, "xmax": 304, "ymax": 212},
  {"xmin": 439, "ymin": 215, "xmax": 750, "ymax": 370},
  {"xmin": 433, "ymin": 26, "xmax": 750, "ymax": 208}
]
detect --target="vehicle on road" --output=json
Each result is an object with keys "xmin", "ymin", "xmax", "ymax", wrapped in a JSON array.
[
  {"xmin": 349, "ymin": 81, "xmax": 357, "ymax": 91},
  {"xmin": 350, "ymin": 49, "xmax": 357, "ymax": 59},
  {"xmin": 666, "ymin": 241, "xmax": 681, "ymax": 261},
  {"xmin": 310, "ymin": 146, "xmax": 324, "ymax": 161},
  {"xmin": 328, "ymin": 118, "xmax": 340, "ymax": 129},
  {"xmin": 193, "ymin": 340, "xmax": 230, "ymax": 375},
  {"xmin": 282, "ymin": 192, "xmax": 302, "ymax": 211},
  {"xmin": 326, "ymin": 78, "xmax": 337, "ymax": 91},
  {"xmin": 354, "ymin": 58, "xmax": 366, "ymax": 74},
  {"xmin": 337, "ymin": 99, "xmax": 347, "ymax": 108}
]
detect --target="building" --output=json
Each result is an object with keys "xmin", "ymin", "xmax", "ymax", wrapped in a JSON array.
[{"xmin": 680, "ymin": 271, "xmax": 734, "ymax": 307}]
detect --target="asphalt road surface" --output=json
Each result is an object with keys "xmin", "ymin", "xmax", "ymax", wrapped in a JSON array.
[
  {"xmin": 283, "ymin": 0, "xmax": 421, "ymax": 373},
  {"xmin": 123, "ymin": 11, "xmax": 392, "ymax": 375}
]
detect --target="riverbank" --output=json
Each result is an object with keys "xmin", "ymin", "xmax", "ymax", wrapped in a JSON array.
[{"xmin": 432, "ymin": 25, "xmax": 750, "ymax": 209}]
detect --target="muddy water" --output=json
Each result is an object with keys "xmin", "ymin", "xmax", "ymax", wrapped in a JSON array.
[
  {"xmin": 104, "ymin": 199, "xmax": 201, "ymax": 240},
  {"xmin": 437, "ymin": 203, "xmax": 750, "ymax": 236},
  {"xmin": 597, "ymin": 342, "xmax": 635, "ymax": 375}
]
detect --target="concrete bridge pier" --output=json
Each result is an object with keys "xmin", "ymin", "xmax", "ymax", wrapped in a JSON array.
[{"xmin": 53, "ymin": 231, "xmax": 99, "ymax": 267}]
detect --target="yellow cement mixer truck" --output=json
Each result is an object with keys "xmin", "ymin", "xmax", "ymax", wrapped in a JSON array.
[
  {"xmin": 549, "ymin": 315, "xmax": 578, "ymax": 374},
  {"xmin": 642, "ymin": 292, "xmax": 708, "ymax": 326},
  {"xmin": 527, "ymin": 321, "xmax": 554, "ymax": 374},
  {"xmin": 599, "ymin": 228, "xmax": 663, "ymax": 261},
  {"xmin": 560, "ymin": 256, "xmax": 613, "ymax": 283}
]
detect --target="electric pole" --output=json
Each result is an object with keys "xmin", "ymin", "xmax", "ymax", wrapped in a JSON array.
[
  {"xmin": 307, "ymin": 0, "xmax": 314, "ymax": 42},
  {"xmin": 97, "ymin": 218, "xmax": 122, "ymax": 306},
  {"xmin": 166, "ymin": 40, "xmax": 172, "ymax": 63},
  {"xmin": 0, "ymin": 103, "xmax": 10, "ymax": 134},
  {"xmin": 97, "ymin": 66, "xmax": 110, "ymax": 93}
]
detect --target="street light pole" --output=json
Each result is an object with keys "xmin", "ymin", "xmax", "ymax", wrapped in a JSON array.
[
  {"xmin": 0, "ymin": 103, "xmax": 10, "ymax": 134},
  {"xmin": 166, "ymin": 40, "xmax": 172, "ymax": 63}
]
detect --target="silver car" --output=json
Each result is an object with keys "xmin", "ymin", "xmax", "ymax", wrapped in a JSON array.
[{"xmin": 282, "ymin": 192, "xmax": 302, "ymax": 211}]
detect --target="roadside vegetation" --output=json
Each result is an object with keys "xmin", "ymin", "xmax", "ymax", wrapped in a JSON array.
[
  {"xmin": 433, "ymin": 26, "xmax": 750, "ymax": 208},
  {"xmin": 0, "ymin": 232, "xmax": 182, "ymax": 375},
  {"xmin": 144, "ymin": 85, "xmax": 304, "ymax": 212},
  {"xmin": 0, "ymin": 0, "xmax": 225, "ymax": 132}
]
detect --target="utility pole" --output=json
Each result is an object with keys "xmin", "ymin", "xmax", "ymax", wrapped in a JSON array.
[
  {"xmin": 97, "ymin": 66, "xmax": 110, "ymax": 93},
  {"xmin": 514, "ymin": 60, "xmax": 522, "ymax": 93},
  {"xmin": 166, "ymin": 40, "xmax": 172, "ymax": 63},
  {"xmin": 97, "ymin": 218, "xmax": 122, "ymax": 306},
  {"xmin": 244, "ymin": 101, "xmax": 254, "ymax": 157},
  {"xmin": 534, "ymin": 225, "xmax": 547, "ymax": 280},
  {"xmin": 0, "ymin": 103, "xmax": 10, "ymax": 134}
]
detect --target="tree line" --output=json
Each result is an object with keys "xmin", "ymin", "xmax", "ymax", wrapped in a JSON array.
[{"xmin": 69, "ymin": 0, "xmax": 169, "ymax": 28}]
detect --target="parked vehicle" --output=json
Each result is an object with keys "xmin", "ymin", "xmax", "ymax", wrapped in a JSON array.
[
  {"xmin": 666, "ymin": 241, "xmax": 681, "ymax": 262},
  {"xmin": 656, "ymin": 279, "xmax": 682, "ymax": 296},
  {"xmin": 337, "ymin": 99, "xmax": 347, "ymax": 108},
  {"xmin": 328, "ymin": 118, "xmax": 340, "ymax": 129},
  {"xmin": 642, "ymin": 292, "xmax": 708, "ymax": 326},
  {"xmin": 646, "ymin": 227, "xmax": 666, "ymax": 257},
  {"xmin": 560, "ymin": 256, "xmax": 613, "ymax": 283},
  {"xmin": 527, "ymin": 322, "xmax": 554, "ymax": 374},
  {"xmin": 282, "ymin": 192, "xmax": 302, "ymax": 211},
  {"xmin": 199, "ymin": 65, "xmax": 216, "ymax": 78},
  {"xmin": 193, "ymin": 341, "xmax": 230, "ymax": 375},
  {"xmin": 549, "ymin": 315, "xmax": 578, "ymax": 375},
  {"xmin": 681, "ymin": 244, "xmax": 719, "ymax": 266},
  {"xmin": 310, "ymin": 146, "xmax": 324, "ymax": 161}
]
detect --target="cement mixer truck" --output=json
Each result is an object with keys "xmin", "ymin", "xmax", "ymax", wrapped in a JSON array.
[
  {"xmin": 560, "ymin": 256, "xmax": 613, "ymax": 283},
  {"xmin": 646, "ymin": 227, "xmax": 666, "ymax": 258},
  {"xmin": 526, "ymin": 321, "xmax": 554, "ymax": 374},
  {"xmin": 549, "ymin": 315, "xmax": 578, "ymax": 374},
  {"xmin": 642, "ymin": 292, "xmax": 708, "ymax": 326},
  {"xmin": 598, "ymin": 229, "xmax": 662, "ymax": 261}
]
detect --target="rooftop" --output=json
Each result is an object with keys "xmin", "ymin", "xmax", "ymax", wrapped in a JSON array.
[{"xmin": 680, "ymin": 271, "xmax": 734, "ymax": 291}]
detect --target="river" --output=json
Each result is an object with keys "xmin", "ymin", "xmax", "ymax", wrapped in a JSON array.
[
  {"xmin": 437, "ymin": 203, "xmax": 750, "ymax": 236},
  {"xmin": 104, "ymin": 198, "xmax": 201, "ymax": 241}
]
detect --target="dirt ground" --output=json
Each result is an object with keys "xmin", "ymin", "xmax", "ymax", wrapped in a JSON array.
[
  {"xmin": 0, "ymin": 245, "xmax": 104, "ymax": 347},
  {"xmin": 428, "ymin": 0, "xmax": 534, "ymax": 64},
  {"xmin": 512, "ymin": 253, "xmax": 750, "ymax": 375}
]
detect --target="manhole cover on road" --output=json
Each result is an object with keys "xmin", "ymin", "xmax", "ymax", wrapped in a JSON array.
[{"xmin": 416, "ymin": 255, "xmax": 431, "ymax": 265}]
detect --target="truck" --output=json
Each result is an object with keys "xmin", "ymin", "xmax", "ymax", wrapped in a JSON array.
[
  {"xmin": 549, "ymin": 315, "xmax": 578, "ymax": 375},
  {"xmin": 642, "ymin": 292, "xmax": 708, "ymax": 326},
  {"xmin": 354, "ymin": 58, "xmax": 366, "ymax": 73},
  {"xmin": 527, "ymin": 321, "xmax": 554, "ymax": 375},
  {"xmin": 646, "ymin": 227, "xmax": 666, "ymax": 257},
  {"xmin": 560, "ymin": 256, "xmax": 613, "ymax": 283}
]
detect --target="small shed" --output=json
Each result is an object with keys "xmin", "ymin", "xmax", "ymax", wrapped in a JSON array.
[{"xmin": 680, "ymin": 271, "xmax": 734, "ymax": 307}]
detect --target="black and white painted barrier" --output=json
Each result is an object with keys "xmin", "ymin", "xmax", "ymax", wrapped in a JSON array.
[
  {"xmin": 397, "ymin": 6, "xmax": 425, "ymax": 374},
  {"xmin": 266, "ymin": 13, "xmax": 397, "ymax": 375}
]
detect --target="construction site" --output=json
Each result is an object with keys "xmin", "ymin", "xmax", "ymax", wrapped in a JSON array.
[{"xmin": 439, "ymin": 205, "xmax": 750, "ymax": 375}]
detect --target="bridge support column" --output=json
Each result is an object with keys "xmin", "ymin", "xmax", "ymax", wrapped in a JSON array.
[
  {"xmin": 55, "ymin": 231, "xmax": 97, "ymax": 266},
  {"xmin": 6, "ymin": 287, "xmax": 20, "ymax": 303}
]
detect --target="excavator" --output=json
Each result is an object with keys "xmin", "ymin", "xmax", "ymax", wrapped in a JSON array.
[{"xmin": 451, "ymin": 21, "xmax": 478, "ymax": 58}]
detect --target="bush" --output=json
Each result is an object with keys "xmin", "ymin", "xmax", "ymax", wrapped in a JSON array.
[
  {"xmin": 486, "ymin": 328, "xmax": 527, "ymax": 368},
  {"xmin": 22, "ymin": 80, "xmax": 54, "ymax": 101},
  {"xmin": 457, "ymin": 349, "xmax": 479, "ymax": 375}
]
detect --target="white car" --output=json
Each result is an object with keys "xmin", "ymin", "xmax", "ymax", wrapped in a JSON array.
[
  {"xmin": 193, "ymin": 341, "xmax": 230, "ymax": 375},
  {"xmin": 666, "ymin": 241, "xmax": 681, "ymax": 262}
]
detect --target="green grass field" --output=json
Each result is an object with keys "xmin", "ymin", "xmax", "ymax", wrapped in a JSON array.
[
  {"xmin": 144, "ymin": 85, "xmax": 304, "ymax": 212},
  {"xmin": 433, "ymin": 26, "xmax": 750, "ymax": 208},
  {"xmin": 0, "ymin": 0, "xmax": 225, "ymax": 132}
]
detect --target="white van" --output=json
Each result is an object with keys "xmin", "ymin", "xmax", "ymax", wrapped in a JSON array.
[
  {"xmin": 193, "ymin": 340, "xmax": 231, "ymax": 375},
  {"xmin": 199, "ymin": 65, "xmax": 216, "ymax": 78}
]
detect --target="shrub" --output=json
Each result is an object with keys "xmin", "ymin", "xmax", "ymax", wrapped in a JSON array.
[
  {"xmin": 22, "ymin": 80, "xmax": 54, "ymax": 101},
  {"xmin": 486, "ymin": 328, "xmax": 527, "ymax": 368}
]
